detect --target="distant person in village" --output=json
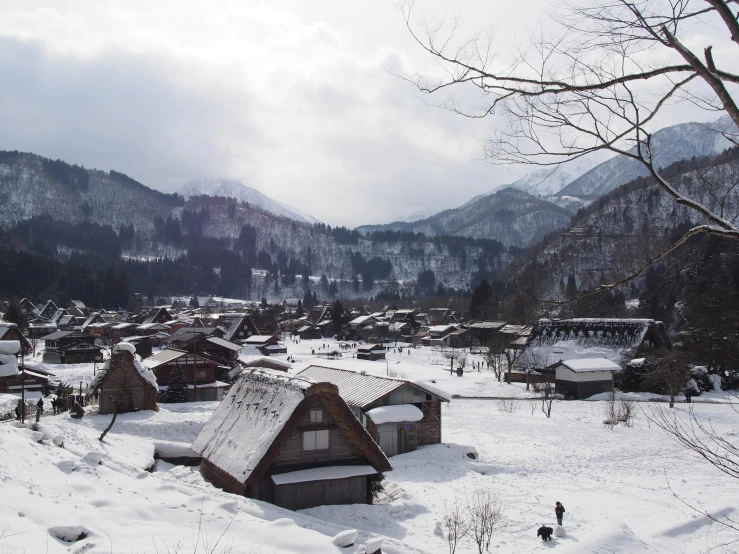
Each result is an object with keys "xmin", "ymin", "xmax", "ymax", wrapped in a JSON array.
[
  {"xmin": 36, "ymin": 397, "xmax": 44, "ymax": 415},
  {"xmin": 555, "ymin": 501, "xmax": 565, "ymax": 525},
  {"xmin": 537, "ymin": 525, "xmax": 553, "ymax": 541},
  {"xmin": 51, "ymin": 398, "xmax": 58, "ymax": 415}
]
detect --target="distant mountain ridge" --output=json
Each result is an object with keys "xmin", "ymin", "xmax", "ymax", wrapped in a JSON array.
[
  {"xmin": 178, "ymin": 179, "xmax": 319, "ymax": 224},
  {"xmin": 357, "ymin": 187, "xmax": 574, "ymax": 248},
  {"xmin": 556, "ymin": 118, "xmax": 735, "ymax": 197}
]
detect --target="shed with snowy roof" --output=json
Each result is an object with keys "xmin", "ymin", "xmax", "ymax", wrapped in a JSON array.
[
  {"xmin": 192, "ymin": 369, "xmax": 391, "ymax": 511},
  {"xmin": 90, "ymin": 343, "xmax": 159, "ymax": 414},
  {"xmin": 297, "ymin": 365, "xmax": 450, "ymax": 457},
  {"xmin": 551, "ymin": 358, "xmax": 621, "ymax": 400}
]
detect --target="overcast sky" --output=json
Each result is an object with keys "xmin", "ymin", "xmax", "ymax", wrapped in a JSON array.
[{"xmin": 0, "ymin": 0, "xmax": 726, "ymax": 226}]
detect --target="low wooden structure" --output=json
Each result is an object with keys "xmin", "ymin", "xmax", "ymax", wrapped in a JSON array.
[
  {"xmin": 143, "ymin": 349, "xmax": 228, "ymax": 401},
  {"xmin": 41, "ymin": 330, "xmax": 103, "ymax": 364},
  {"xmin": 551, "ymin": 358, "xmax": 620, "ymax": 400},
  {"xmin": 357, "ymin": 344, "xmax": 385, "ymax": 361},
  {"xmin": 90, "ymin": 343, "xmax": 159, "ymax": 414},
  {"xmin": 297, "ymin": 365, "xmax": 451, "ymax": 457},
  {"xmin": 192, "ymin": 370, "xmax": 391, "ymax": 510}
]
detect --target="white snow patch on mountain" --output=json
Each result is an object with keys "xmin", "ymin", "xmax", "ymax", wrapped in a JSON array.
[{"xmin": 179, "ymin": 179, "xmax": 320, "ymax": 224}]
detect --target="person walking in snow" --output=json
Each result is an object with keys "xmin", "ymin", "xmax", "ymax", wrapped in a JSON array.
[
  {"xmin": 555, "ymin": 502, "xmax": 565, "ymax": 526},
  {"xmin": 36, "ymin": 397, "xmax": 44, "ymax": 415}
]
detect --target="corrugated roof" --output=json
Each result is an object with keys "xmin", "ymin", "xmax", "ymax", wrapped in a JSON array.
[
  {"xmin": 206, "ymin": 336, "xmax": 242, "ymax": 351},
  {"xmin": 143, "ymin": 349, "xmax": 186, "ymax": 368},
  {"xmin": 297, "ymin": 365, "xmax": 404, "ymax": 408}
]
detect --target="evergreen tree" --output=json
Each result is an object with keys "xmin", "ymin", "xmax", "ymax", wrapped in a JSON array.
[
  {"xmin": 329, "ymin": 280, "xmax": 338, "ymax": 297},
  {"xmin": 469, "ymin": 278, "xmax": 493, "ymax": 319},
  {"xmin": 3, "ymin": 302, "xmax": 26, "ymax": 331},
  {"xmin": 331, "ymin": 300, "xmax": 346, "ymax": 336},
  {"xmin": 189, "ymin": 295, "xmax": 199, "ymax": 308},
  {"xmin": 166, "ymin": 364, "xmax": 189, "ymax": 403},
  {"xmin": 296, "ymin": 300, "xmax": 304, "ymax": 317},
  {"xmin": 565, "ymin": 274, "xmax": 578, "ymax": 299}
]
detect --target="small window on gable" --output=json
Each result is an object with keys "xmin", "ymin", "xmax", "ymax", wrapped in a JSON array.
[
  {"xmin": 310, "ymin": 408, "xmax": 323, "ymax": 424},
  {"xmin": 426, "ymin": 393, "xmax": 432, "ymax": 401},
  {"xmin": 302, "ymin": 429, "xmax": 329, "ymax": 451}
]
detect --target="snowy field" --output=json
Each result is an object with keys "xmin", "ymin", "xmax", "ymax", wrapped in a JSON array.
[{"xmin": 2, "ymin": 338, "xmax": 738, "ymax": 553}]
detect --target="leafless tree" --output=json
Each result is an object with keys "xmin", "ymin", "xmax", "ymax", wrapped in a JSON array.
[
  {"xmin": 443, "ymin": 500, "xmax": 470, "ymax": 554},
  {"xmin": 467, "ymin": 490, "xmax": 504, "ymax": 554},
  {"xmin": 98, "ymin": 373, "xmax": 130, "ymax": 443},
  {"xmin": 648, "ymin": 349, "xmax": 692, "ymax": 407},
  {"xmin": 401, "ymin": 0, "xmax": 739, "ymax": 302},
  {"xmin": 535, "ymin": 381, "xmax": 557, "ymax": 418},
  {"xmin": 497, "ymin": 398, "xmax": 519, "ymax": 414}
]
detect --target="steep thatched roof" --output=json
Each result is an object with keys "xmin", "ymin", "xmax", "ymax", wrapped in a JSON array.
[
  {"xmin": 521, "ymin": 318, "xmax": 672, "ymax": 368},
  {"xmin": 191, "ymin": 369, "xmax": 391, "ymax": 487}
]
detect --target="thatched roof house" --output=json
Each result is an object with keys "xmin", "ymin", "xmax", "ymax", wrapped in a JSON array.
[
  {"xmin": 519, "ymin": 318, "xmax": 671, "ymax": 369},
  {"xmin": 90, "ymin": 343, "xmax": 159, "ymax": 414},
  {"xmin": 192, "ymin": 369, "xmax": 391, "ymax": 510}
]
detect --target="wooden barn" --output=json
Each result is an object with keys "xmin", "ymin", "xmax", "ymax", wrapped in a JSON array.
[
  {"xmin": 192, "ymin": 370, "xmax": 391, "ymax": 511},
  {"xmin": 552, "ymin": 358, "xmax": 620, "ymax": 400},
  {"xmin": 357, "ymin": 344, "xmax": 385, "ymax": 361},
  {"xmin": 519, "ymin": 318, "xmax": 672, "ymax": 370},
  {"xmin": 297, "ymin": 366, "xmax": 451, "ymax": 457},
  {"xmin": 90, "ymin": 343, "xmax": 159, "ymax": 414}
]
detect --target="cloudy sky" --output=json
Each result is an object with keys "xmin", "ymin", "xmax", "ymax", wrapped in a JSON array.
[{"xmin": 0, "ymin": 0, "xmax": 725, "ymax": 226}]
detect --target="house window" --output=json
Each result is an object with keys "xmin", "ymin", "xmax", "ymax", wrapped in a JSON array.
[
  {"xmin": 196, "ymin": 370, "xmax": 207, "ymax": 379},
  {"xmin": 310, "ymin": 409, "xmax": 323, "ymax": 424},
  {"xmin": 302, "ymin": 429, "xmax": 329, "ymax": 451}
]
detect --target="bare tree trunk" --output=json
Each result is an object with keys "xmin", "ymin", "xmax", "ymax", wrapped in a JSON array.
[{"xmin": 99, "ymin": 404, "xmax": 118, "ymax": 442}]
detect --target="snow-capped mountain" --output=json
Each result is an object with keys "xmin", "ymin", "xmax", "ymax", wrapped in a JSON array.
[
  {"xmin": 178, "ymin": 179, "xmax": 319, "ymax": 224},
  {"xmin": 357, "ymin": 187, "xmax": 574, "ymax": 248},
  {"xmin": 557, "ymin": 118, "xmax": 735, "ymax": 198}
]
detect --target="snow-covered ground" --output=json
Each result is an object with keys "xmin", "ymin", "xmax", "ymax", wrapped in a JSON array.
[{"xmin": 3, "ymin": 338, "xmax": 737, "ymax": 553}]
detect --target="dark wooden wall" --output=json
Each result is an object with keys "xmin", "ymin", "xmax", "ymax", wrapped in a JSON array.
[
  {"xmin": 99, "ymin": 352, "xmax": 158, "ymax": 414},
  {"xmin": 555, "ymin": 379, "xmax": 612, "ymax": 400},
  {"xmin": 272, "ymin": 475, "xmax": 367, "ymax": 511}
]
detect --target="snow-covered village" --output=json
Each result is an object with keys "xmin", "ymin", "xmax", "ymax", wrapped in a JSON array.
[{"xmin": 1, "ymin": 1, "xmax": 739, "ymax": 553}]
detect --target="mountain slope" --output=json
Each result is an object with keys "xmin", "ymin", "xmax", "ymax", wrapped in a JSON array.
[
  {"xmin": 178, "ymin": 179, "xmax": 319, "ymax": 224},
  {"xmin": 504, "ymin": 146, "xmax": 739, "ymax": 301},
  {"xmin": 357, "ymin": 187, "xmax": 574, "ymax": 248},
  {"xmin": 557, "ymin": 119, "xmax": 734, "ymax": 198},
  {"xmin": 0, "ymin": 151, "xmax": 182, "ymax": 232}
]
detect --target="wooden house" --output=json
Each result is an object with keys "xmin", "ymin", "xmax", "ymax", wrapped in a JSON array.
[
  {"xmin": 307, "ymin": 304, "xmax": 331, "ymax": 324},
  {"xmin": 551, "ymin": 358, "xmax": 620, "ymax": 400},
  {"xmin": 520, "ymin": 318, "xmax": 672, "ymax": 369},
  {"xmin": 41, "ymin": 330, "xmax": 103, "ymax": 364},
  {"xmin": 357, "ymin": 344, "xmax": 386, "ymax": 361},
  {"xmin": 192, "ymin": 369, "xmax": 391, "ymax": 510},
  {"xmin": 467, "ymin": 321, "xmax": 508, "ymax": 345},
  {"xmin": 35, "ymin": 300, "xmax": 59, "ymax": 321},
  {"xmin": 167, "ymin": 327, "xmax": 223, "ymax": 349},
  {"xmin": 297, "ymin": 365, "xmax": 451, "ymax": 457},
  {"xmin": 0, "ymin": 340, "xmax": 20, "ymax": 393},
  {"xmin": 296, "ymin": 324, "xmax": 322, "ymax": 340},
  {"xmin": 0, "ymin": 322, "xmax": 32, "ymax": 354},
  {"xmin": 81, "ymin": 312, "xmax": 105, "ymax": 333},
  {"xmin": 90, "ymin": 343, "xmax": 159, "ymax": 414},
  {"xmin": 426, "ymin": 308, "xmax": 457, "ymax": 326},
  {"xmin": 217, "ymin": 314, "xmax": 260, "ymax": 344},
  {"xmin": 143, "ymin": 349, "xmax": 229, "ymax": 401}
]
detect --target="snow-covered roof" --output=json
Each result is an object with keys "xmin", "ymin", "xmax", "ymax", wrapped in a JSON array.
[
  {"xmin": 522, "ymin": 318, "xmax": 670, "ymax": 368},
  {"xmin": 272, "ymin": 465, "xmax": 377, "ymax": 485},
  {"xmin": 206, "ymin": 336, "xmax": 242, "ymax": 351},
  {"xmin": 243, "ymin": 335, "xmax": 274, "ymax": 344},
  {"xmin": 559, "ymin": 358, "xmax": 622, "ymax": 373},
  {"xmin": 349, "ymin": 315, "xmax": 373, "ymax": 325},
  {"xmin": 428, "ymin": 325, "xmax": 456, "ymax": 334},
  {"xmin": 91, "ymin": 344, "xmax": 159, "ymax": 391},
  {"xmin": 142, "ymin": 349, "xmax": 187, "ymax": 368},
  {"xmin": 191, "ymin": 370, "xmax": 317, "ymax": 484},
  {"xmin": 412, "ymin": 380, "xmax": 452, "ymax": 403},
  {"xmin": 0, "ymin": 353, "xmax": 19, "ymax": 378},
  {"xmin": 0, "ymin": 340, "xmax": 21, "ymax": 355},
  {"xmin": 297, "ymin": 365, "xmax": 450, "ymax": 408},
  {"xmin": 366, "ymin": 404, "xmax": 423, "ymax": 424}
]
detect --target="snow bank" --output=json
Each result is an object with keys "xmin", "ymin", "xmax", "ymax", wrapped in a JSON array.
[
  {"xmin": 366, "ymin": 404, "xmax": 423, "ymax": 424},
  {"xmin": 332, "ymin": 529, "xmax": 357, "ymax": 547}
]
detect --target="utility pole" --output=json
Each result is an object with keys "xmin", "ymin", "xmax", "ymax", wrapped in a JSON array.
[
  {"xmin": 192, "ymin": 327, "xmax": 198, "ymax": 402},
  {"xmin": 19, "ymin": 348, "xmax": 25, "ymax": 424}
]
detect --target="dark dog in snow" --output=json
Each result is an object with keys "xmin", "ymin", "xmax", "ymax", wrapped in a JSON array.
[{"xmin": 537, "ymin": 525, "xmax": 554, "ymax": 541}]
